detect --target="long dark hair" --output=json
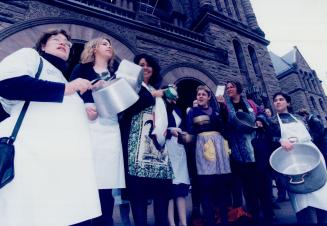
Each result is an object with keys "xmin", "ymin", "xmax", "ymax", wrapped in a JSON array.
[
  {"xmin": 134, "ymin": 53, "xmax": 161, "ymax": 89},
  {"xmin": 35, "ymin": 29, "xmax": 71, "ymax": 54}
]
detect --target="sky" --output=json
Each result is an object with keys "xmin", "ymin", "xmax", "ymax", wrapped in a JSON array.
[{"xmin": 250, "ymin": 0, "xmax": 327, "ymax": 92}]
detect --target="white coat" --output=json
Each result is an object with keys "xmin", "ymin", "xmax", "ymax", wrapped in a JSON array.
[
  {"xmin": 0, "ymin": 48, "xmax": 101, "ymax": 226},
  {"xmin": 278, "ymin": 113, "xmax": 327, "ymax": 212},
  {"xmin": 166, "ymin": 111, "xmax": 190, "ymax": 185},
  {"xmin": 87, "ymin": 110, "xmax": 125, "ymax": 189}
]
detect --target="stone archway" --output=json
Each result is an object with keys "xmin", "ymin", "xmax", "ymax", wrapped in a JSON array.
[
  {"xmin": 162, "ymin": 66, "xmax": 217, "ymax": 91},
  {"xmin": 162, "ymin": 66, "xmax": 219, "ymax": 114}
]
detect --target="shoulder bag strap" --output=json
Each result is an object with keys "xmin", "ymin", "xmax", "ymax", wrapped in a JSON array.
[{"xmin": 9, "ymin": 58, "xmax": 43, "ymax": 143}]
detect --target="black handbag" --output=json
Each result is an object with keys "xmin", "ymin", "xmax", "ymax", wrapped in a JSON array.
[{"xmin": 0, "ymin": 58, "xmax": 43, "ymax": 189}]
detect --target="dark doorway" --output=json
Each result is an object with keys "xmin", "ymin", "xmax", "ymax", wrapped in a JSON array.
[
  {"xmin": 176, "ymin": 78, "xmax": 219, "ymax": 117},
  {"xmin": 66, "ymin": 40, "xmax": 85, "ymax": 80},
  {"xmin": 176, "ymin": 78, "xmax": 202, "ymax": 116}
]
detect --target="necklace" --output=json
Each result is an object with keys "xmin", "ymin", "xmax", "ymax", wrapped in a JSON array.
[{"xmin": 94, "ymin": 67, "xmax": 111, "ymax": 81}]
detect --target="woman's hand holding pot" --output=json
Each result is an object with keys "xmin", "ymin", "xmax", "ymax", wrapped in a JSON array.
[
  {"xmin": 92, "ymin": 80, "xmax": 107, "ymax": 90},
  {"xmin": 151, "ymin": 89, "xmax": 164, "ymax": 97},
  {"xmin": 65, "ymin": 78, "xmax": 92, "ymax": 95},
  {"xmin": 280, "ymin": 139, "xmax": 294, "ymax": 151},
  {"xmin": 170, "ymin": 128, "xmax": 182, "ymax": 137},
  {"xmin": 86, "ymin": 105, "xmax": 98, "ymax": 121}
]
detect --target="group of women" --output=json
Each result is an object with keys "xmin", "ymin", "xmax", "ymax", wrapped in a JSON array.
[{"xmin": 0, "ymin": 28, "xmax": 327, "ymax": 226}]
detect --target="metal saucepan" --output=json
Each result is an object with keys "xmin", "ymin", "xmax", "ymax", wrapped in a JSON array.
[
  {"xmin": 231, "ymin": 111, "xmax": 256, "ymax": 133},
  {"xmin": 115, "ymin": 59, "xmax": 143, "ymax": 93},
  {"xmin": 92, "ymin": 78, "xmax": 139, "ymax": 118},
  {"xmin": 270, "ymin": 143, "xmax": 327, "ymax": 194}
]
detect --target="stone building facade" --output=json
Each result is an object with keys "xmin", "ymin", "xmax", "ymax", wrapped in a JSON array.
[
  {"xmin": 0, "ymin": 0, "xmax": 280, "ymax": 113},
  {"xmin": 270, "ymin": 47, "xmax": 327, "ymax": 124}
]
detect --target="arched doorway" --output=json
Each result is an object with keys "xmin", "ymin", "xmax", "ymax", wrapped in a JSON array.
[
  {"xmin": 66, "ymin": 40, "xmax": 85, "ymax": 80},
  {"xmin": 162, "ymin": 65, "xmax": 219, "ymax": 115},
  {"xmin": 175, "ymin": 78, "xmax": 202, "ymax": 115},
  {"xmin": 175, "ymin": 78, "xmax": 219, "ymax": 117}
]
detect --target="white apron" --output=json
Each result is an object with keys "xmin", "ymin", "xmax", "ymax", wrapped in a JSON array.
[
  {"xmin": 278, "ymin": 113, "xmax": 327, "ymax": 212},
  {"xmin": 166, "ymin": 111, "xmax": 190, "ymax": 185},
  {"xmin": 87, "ymin": 110, "xmax": 125, "ymax": 189},
  {"xmin": 0, "ymin": 48, "xmax": 101, "ymax": 226}
]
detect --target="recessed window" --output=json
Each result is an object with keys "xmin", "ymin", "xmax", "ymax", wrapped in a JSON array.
[
  {"xmin": 224, "ymin": 0, "xmax": 232, "ymax": 16},
  {"xmin": 233, "ymin": 40, "xmax": 250, "ymax": 84},
  {"xmin": 310, "ymin": 96, "xmax": 317, "ymax": 108},
  {"xmin": 231, "ymin": 0, "xmax": 241, "ymax": 21},
  {"xmin": 248, "ymin": 45, "xmax": 262, "ymax": 77},
  {"xmin": 319, "ymin": 99, "xmax": 326, "ymax": 111}
]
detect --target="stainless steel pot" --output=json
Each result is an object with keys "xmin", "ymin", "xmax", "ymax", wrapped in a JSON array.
[
  {"xmin": 115, "ymin": 59, "xmax": 143, "ymax": 93},
  {"xmin": 231, "ymin": 111, "xmax": 256, "ymax": 133},
  {"xmin": 270, "ymin": 143, "xmax": 327, "ymax": 194},
  {"xmin": 92, "ymin": 78, "xmax": 139, "ymax": 117}
]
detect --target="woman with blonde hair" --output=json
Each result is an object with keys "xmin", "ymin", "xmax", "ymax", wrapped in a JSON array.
[{"xmin": 70, "ymin": 37, "xmax": 125, "ymax": 226}]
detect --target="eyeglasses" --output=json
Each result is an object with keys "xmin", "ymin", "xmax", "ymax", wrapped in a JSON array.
[
  {"xmin": 49, "ymin": 37, "xmax": 73, "ymax": 48},
  {"xmin": 100, "ymin": 41, "xmax": 112, "ymax": 48}
]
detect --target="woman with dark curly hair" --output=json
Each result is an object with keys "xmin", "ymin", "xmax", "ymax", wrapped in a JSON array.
[{"xmin": 119, "ymin": 53, "xmax": 173, "ymax": 226}]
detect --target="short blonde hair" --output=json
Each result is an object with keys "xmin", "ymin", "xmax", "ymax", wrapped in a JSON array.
[
  {"xmin": 196, "ymin": 85, "xmax": 211, "ymax": 97},
  {"xmin": 80, "ymin": 37, "xmax": 115, "ymax": 70}
]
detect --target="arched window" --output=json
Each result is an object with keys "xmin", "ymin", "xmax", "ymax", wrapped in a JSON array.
[
  {"xmin": 307, "ymin": 78, "xmax": 313, "ymax": 91},
  {"xmin": 309, "ymin": 74, "xmax": 319, "ymax": 93},
  {"xmin": 303, "ymin": 77, "xmax": 308, "ymax": 89},
  {"xmin": 248, "ymin": 45, "xmax": 262, "ymax": 77},
  {"xmin": 233, "ymin": 40, "xmax": 250, "ymax": 83},
  {"xmin": 224, "ymin": 0, "xmax": 232, "ymax": 16},
  {"xmin": 231, "ymin": 0, "xmax": 241, "ymax": 21},
  {"xmin": 311, "ymin": 79, "xmax": 317, "ymax": 93},
  {"xmin": 319, "ymin": 99, "xmax": 326, "ymax": 111},
  {"xmin": 310, "ymin": 96, "xmax": 317, "ymax": 109}
]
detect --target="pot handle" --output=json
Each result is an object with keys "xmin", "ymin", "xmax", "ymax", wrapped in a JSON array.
[
  {"xmin": 288, "ymin": 137, "xmax": 299, "ymax": 143},
  {"xmin": 289, "ymin": 174, "xmax": 307, "ymax": 184}
]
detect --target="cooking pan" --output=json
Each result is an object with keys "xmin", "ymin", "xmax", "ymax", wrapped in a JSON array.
[
  {"xmin": 115, "ymin": 59, "xmax": 143, "ymax": 93},
  {"xmin": 231, "ymin": 111, "xmax": 256, "ymax": 133},
  {"xmin": 92, "ymin": 78, "xmax": 139, "ymax": 117},
  {"xmin": 270, "ymin": 143, "xmax": 327, "ymax": 194}
]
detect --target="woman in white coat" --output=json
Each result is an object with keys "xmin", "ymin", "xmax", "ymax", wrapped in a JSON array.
[
  {"xmin": 270, "ymin": 92, "xmax": 327, "ymax": 223},
  {"xmin": 70, "ymin": 37, "xmax": 125, "ymax": 226},
  {"xmin": 0, "ymin": 29, "xmax": 101, "ymax": 226},
  {"xmin": 164, "ymin": 85, "xmax": 190, "ymax": 226}
]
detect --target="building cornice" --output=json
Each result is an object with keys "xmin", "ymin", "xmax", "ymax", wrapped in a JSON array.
[
  {"xmin": 276, "ymin": 67, "xmax": 298, "ymax": 79},
  {"xmin": 137, "ymin": 36, "xmax": 228, "ymax": 65},
  {"xmin": 289, "ymin": 88, "xmax": 326, "ymax": 98},
  {"xmin": 192, "ymin": 12, "xmax": 270, "ymax": 46}
]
